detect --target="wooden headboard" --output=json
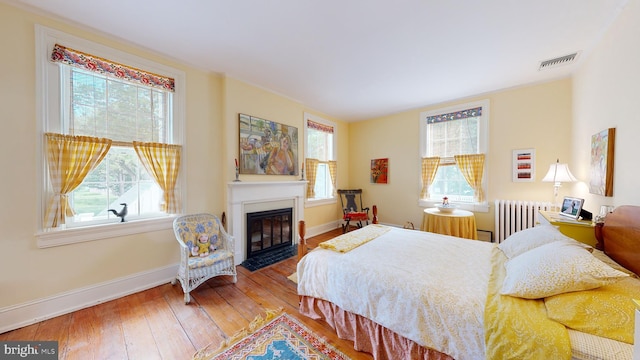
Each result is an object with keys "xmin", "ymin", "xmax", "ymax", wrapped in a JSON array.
[{"xmin": 595, "ymin": 205, "xmax": 640, "ymax": 276}]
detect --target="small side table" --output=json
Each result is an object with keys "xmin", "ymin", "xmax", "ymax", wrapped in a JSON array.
[
  {"xmin": 421, "ymin": 208, "xmax": 478, "ymax": 240},
  {"xmin": 538, "ymin": 211, "xmax": 596, "ymax": 247}
]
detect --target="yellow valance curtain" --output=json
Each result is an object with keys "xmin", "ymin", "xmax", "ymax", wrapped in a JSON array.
[
  {"xmin": 44, "ymin": 133, "xmax": 112, "ymax": 228},
  {"xmin": 305, "ymin": 158, "xmax": 320, "ymax": 198},
  {"xmin": 420, "ymin": 157, "xmax": 440, "ymax": 199},
  {"xmin": 454, "ymin": 154, "xmax": 486, "ymax": 203},
  {"xmin": 133, "ymin": 141, "xmax": 182, "ymax": 214}
]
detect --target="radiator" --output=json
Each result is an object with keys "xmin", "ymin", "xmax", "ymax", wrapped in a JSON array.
[{"xmin": 494, "ymin": 199, "xmax": 553, "ymax": 243}]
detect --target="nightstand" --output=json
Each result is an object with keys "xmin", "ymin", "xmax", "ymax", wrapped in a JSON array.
[{"xmin": 538, "ymin": 211, "xmax": 597, "ymax": 247}]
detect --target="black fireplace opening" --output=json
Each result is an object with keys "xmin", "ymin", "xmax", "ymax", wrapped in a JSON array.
[{"xmin": 246, "ymin": 207, "xmax": 293, "ymax": 261}]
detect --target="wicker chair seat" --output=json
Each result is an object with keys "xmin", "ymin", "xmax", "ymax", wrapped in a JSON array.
[{"xmin": 187, "ymin": 249, "xmax": 234, "ymax": 269}]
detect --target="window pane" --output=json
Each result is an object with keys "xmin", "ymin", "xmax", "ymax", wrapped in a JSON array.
[
  {"xmin": 307, "ymin": 128, "xmax": 333, "ymax": 161},
  {"xmin": 66, "ymin": 68, "xmax": 172, "ymax": 224},
  {"xmin": 313, "ymin": 163, "xmax": 330, "ymax": 198},
  {"xmin": 430, "ymin": 165, "xmax": 474, "ymax": 202}
]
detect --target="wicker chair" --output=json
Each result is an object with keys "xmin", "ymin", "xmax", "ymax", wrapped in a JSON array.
[{"xmin": 172, "ymin": 213, "xmax": 237, "ymax": 303}]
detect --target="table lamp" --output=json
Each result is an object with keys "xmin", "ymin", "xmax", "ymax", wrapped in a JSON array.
[{"xmin": 542, "ymin": 158, "xmax": 577, "ymax": 210}]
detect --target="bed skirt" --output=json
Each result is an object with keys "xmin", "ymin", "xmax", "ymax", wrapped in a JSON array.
[{"xmin": 299, "ymin": 296, "xmax": 453, "ymax": 360}]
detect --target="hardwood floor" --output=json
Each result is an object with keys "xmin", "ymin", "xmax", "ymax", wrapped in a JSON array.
[{"xmin": 0, "ymin": 228, "xmax": 372, "ymax": 360}]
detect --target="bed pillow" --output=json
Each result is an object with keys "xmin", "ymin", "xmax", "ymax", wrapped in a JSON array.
[
  {"xmin": 498, "ymin": 224, "xmax": 591, "ymax": 259},
  {"xmin": 501, "ymin": 240, "xmax": 628, "ymax": 299},
  {"xmin": 544, "ymin": 276, "xmax": 640, "ymax": 344}
]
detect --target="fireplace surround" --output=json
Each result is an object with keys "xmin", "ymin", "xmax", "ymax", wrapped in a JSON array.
[{"xmin": 227, "ymin": 181, "xmax": 306, "ymax": 265}]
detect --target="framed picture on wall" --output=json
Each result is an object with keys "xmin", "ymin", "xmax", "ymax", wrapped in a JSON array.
[
  {"xmin": 589, "ymin": 128, "xmax": 615, "ymax": 196},
  {"xmin": 371, "ymin": 158, "xmax": 389, "ymax": 184},
  {"xmin": 239, "ymin": 113, "xmax": 299, "ymax": 175},
  {"xmin": 512, "ymin": 149, "xmax": 535, "ymax": 182}
]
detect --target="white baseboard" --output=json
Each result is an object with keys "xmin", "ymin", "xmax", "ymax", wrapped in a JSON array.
[
  {"xmin": 304, "ymin": 220, "xmax": 340, "ymax": 238},
  {"xmin": 0, "ymin": 264, "xmax": 178, "ymax": 334}
]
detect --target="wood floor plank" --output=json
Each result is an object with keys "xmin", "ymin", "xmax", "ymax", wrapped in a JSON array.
[
  {"xmin": 65, "ymin": 307, "xmax": 101, "ymax": 359},
  {"xmin": 190, "ymin": 284, "xmax": 248, "ymax": 336},
  {"xmin": 90, "ymin": 300, "xmax": 128, "ymax": 360},
  {"xmin": 211, "ymin": 279, "xmax": 264, "ymax": 322},
  {"xmin": 165, "ymin": 282, "xmax": 225, "ymax": 351},
  {"xmin": 116, "ymin": 293, "xmax": 162, "ymax": 360},
  {"xmin": 33, "ymin": 314, "xmax": 71, "ymax": 359},
  {"xmin": 142, "ymin": 295, "xmax": 195, "ymax": 359}
]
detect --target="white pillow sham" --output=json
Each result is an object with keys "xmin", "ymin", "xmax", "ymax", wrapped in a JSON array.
[
  {"xmin": 501, "ymin": 240, "xmax": 628, "ymax": 299},
  {"xmin": 498, "ymin": 224, "xmax": 591, "ymax": 259}
]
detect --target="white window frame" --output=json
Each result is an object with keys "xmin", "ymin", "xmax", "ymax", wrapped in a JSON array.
[
  {"xmin": 418, "ymin": 100, "xmax": 489, "ymax": 212},
  {"xmin": 35, "ymin": 25, "xmax": 186, "ymax": 248},
  {"xmin": 303, "ymin": 112, "xmax": 337, "ymax": 207}
]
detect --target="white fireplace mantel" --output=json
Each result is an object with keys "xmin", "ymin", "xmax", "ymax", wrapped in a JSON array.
[{"xmin": 227, "ymin": 181, "xmax": 306, "ymax": 265}]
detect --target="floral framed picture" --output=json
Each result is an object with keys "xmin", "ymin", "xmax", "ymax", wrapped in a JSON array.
[
  {"xmin": 239, "ymin": 113, "xmax": 299, "ymax": 175},
  {"xmin": 512, "ymin": 149, "xmax": 535, "ymax": 182},
  {"xmin": 589, "ymin": 128, "xmax": 615, "ymax": 196},
  {"xmin": 371, "ymin": 158, "xmax": 388, "ymax": 184}
]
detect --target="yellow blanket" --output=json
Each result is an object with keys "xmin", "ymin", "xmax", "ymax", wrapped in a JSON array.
[
  {"xmin": 318, "ymin": 224, "xmax": 390, "ymax": 253},
  {"xmin": 484, "ymin": 249, "xmax": 571, "ymax": 360}
]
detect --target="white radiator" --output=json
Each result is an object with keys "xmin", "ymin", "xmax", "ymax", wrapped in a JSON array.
[{"xmin": 494, "ymin": 199, "xmax": 553, "ymax": 243}]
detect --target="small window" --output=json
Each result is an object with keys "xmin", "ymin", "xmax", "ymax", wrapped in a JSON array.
[
  {"xmin": 419, "ymin": 100, "xmax": 489, "ymax": 209},
  {"xmin": 304, "ymin": 113, "xmax": 337, "ymax": 204}
]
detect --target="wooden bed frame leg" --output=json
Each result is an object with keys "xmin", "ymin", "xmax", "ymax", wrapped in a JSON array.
[{"xmin": 298, "ymin": 220, "xmax": 306, "ymax": 261}]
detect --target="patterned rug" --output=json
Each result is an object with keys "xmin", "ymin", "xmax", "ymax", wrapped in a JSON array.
[{"xmin": 193, "ymin": 309, "xmax": 349, "ymax": 360}]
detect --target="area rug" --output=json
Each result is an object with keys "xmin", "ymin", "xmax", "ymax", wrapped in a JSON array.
[
  {"xmin": 193, "ymin": 309, "xmax": 349, "ymax": 360},
  {"xmin": 287, "ymin": 272, "xmax": 298, "ymax": 284}
]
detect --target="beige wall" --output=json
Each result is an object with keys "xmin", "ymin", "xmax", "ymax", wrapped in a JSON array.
[
  {"xmin": 572, "ymin": 0, "xmax": 640, "ymax": 209},
  {"xmin": 349, "ymin": 79, "xmax": 574, "ymax": 232}
]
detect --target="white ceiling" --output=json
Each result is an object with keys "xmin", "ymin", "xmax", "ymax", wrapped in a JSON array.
[{"xmin": 8, "ymin": 0, "xmax": 629, "ymax": 121}]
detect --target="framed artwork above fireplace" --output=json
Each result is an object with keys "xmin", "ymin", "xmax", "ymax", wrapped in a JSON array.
[{"xmin": 239, "ymin": 113, "xmax": 299, "ymax": 175}]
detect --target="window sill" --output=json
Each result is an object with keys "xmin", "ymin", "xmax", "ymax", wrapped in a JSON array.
[
  {"xmin": 418, "ymin": 199, "xmax": 489, "ymax": 213},
  {"xmin": 36, "ymin": 216, "xmax": 176, "ymax": 248},
  {"xmin": 305, "ymin": 198, "xmax": 337, "ymax": 208}
]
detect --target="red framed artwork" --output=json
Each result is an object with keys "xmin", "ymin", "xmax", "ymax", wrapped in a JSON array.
[{"xmin": 371, "ymin": 158, "xmax": 388, "ymax": 184}]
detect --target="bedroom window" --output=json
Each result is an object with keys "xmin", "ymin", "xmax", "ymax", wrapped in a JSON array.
[
  {"xmin": 304, "ymin": 113, "xmax": 337, "ymax": 205},
  {"xmin": 419, "ymin": 100, "xmax": 489, "ymax": 212},
  {"xmin": 35, "ymin": 25, "xmax": 185, "ymax": 247}
]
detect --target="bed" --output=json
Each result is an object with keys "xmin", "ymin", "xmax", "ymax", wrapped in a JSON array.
[{"xmin": 296, "ymin": 205, "xmax": 640, "ymax": 359}]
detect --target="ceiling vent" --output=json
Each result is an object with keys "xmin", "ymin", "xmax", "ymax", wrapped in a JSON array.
[{"xmin": 538, "ymin": 52, "xmax": 578, "ymax": 71}]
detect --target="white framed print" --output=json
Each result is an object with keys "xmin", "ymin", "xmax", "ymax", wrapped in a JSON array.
[{"xmin": 512, "ymin": 149, "xmax": 535, "ymax": 182}]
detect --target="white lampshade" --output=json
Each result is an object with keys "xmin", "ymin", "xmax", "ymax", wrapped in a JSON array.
[
  {"xmin": 542, "ymin": 159, "xmax": 576, "ymax": 210},
  {"xmin": 542, "ymin": 159, "xmax": 577, "ymax": 184}
]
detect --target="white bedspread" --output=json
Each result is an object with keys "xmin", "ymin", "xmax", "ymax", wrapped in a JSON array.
[{"xmin": 297, "ymin": 226, "xmax": 496, "ymax": 359}]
